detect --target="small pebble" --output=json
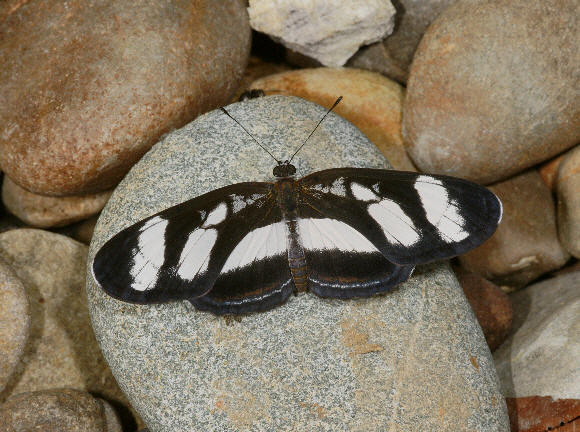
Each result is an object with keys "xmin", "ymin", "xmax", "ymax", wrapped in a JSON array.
[
  {"xmin": 506, "ymin": 396, "xmax": 580, "ymax": 432},
  {"xmin": 2, "ymin": 176, "xmax": 112, "ymax": 228},
  {"xmin": 557, "ymin": 145, "xmax": 580, "ymax": 258},
  {"xmin": 538, "ymin": 153, "xmax": 566, "ymax": 191},
  {"xmin": 0, "ymin": 0, "xmax": 251, "ymax": 195},
  {"xmin": 0, "ymin": 229, "xmax": 130, "ymax": 418},
  {"xmin": 459, "ymin": 170, "xmax": 569, "ymax": 288}
]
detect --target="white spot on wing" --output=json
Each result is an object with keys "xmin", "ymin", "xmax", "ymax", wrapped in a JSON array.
[
  {"xmin": 129, "ymin": 216, "xmax": 169, "ymax": 291},
  {"xmin": 231, "ymin": 195, "xmax": 246, "ymax": 213},
  {"xmin": 299, "ymin": 218, "xmax": 377, "ymax": 253},
  {"xmin": 177, "ymin": 228, "xmax": 218, "ymax": 280},
  {"xmin": 368, "ymin": 199, "xmax": 420, "ymax": 246},
  {"xmin": 329, "ymin": 178, "xmax": 346, "ymax": 197},
  {"xmin": 414, "ymin": 175, "xmax": 469, "ymax": 242},
  {"xmin": 203, "ymin": 202, "xmax": 227, "ymax": 227},
  {"xmin": 351, "ymin": 182, "xmax": 377, "ymax": 201},
  {"xmin": 221, "ymin": 222, "xmax": 287, "ymax": 273}
]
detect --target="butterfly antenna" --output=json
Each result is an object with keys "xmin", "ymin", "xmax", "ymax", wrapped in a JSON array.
[
  {"xmin": 288, "ymin": 96, "xmax": 343, "ymax": 163},
  {"xmin": 220, "ymin": 107, "xmax": 281, "ymax": 164}
]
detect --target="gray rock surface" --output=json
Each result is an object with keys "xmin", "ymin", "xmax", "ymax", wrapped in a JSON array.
[
  {"xmin": 248, "ymin": 0, "xmax": 395, "ymax": 67},
  {"xmin": 87, "ymin": 96, "xmax": 509, "ymax": 431},
  {"xmin": 494, "ymin": 271, "xmax": 580, "ymax": 398}
]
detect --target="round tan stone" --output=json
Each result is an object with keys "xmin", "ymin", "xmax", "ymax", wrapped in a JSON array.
[
  {"xmin": 403, "ymin": 0, "xmax": 579, "ymax": 184},
  {"xmin": 0, "ymin": 229, "xmax": 130, "ymax": 420},
  {"xmin": 251, "ymin": 68, "xmax": 416, "ymax": 171}
]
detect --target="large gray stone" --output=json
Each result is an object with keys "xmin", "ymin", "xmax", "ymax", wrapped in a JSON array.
[{"xmin": 87, "ymin": 96, "xmax": 509, "ymax": 431}]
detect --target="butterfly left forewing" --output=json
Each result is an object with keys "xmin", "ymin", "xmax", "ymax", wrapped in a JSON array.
[
  {"xmin": 92, "ymin": 182, "xmax": 282, "ymax": 304},
  {"xmin": 298, "ymin": 168, "xmax": 502, "ymax": 266}
]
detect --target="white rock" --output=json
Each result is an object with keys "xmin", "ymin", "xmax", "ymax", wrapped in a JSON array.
[{"xmin": 248, "ymin": 0, "xmax": 396, "ymax": 66}]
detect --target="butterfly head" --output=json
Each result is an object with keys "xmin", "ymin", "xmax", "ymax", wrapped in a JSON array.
[{"xmin": 273, "ymin": 161, "xmax": 297, "ymax": 178}]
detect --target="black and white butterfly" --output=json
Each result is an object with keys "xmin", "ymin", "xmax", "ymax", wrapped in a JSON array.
[{"xmin": 92, "ymin": 97, "xmax": 502, "ymax": 315}]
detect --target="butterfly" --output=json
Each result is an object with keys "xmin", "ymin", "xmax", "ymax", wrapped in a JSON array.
[{"xmin": 92, "ymin": 97, "xmax": 502, "ymax": 315}]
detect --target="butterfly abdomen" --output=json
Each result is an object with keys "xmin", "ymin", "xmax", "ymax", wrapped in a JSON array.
[{"xmin": 276, "ymin": 178, "xmax": 309, "ymax": 293}]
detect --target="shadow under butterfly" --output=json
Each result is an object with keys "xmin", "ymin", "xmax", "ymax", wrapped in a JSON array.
[{"xmin": 92, "ymin": 96, "xmax": 502, "ymax": 315}]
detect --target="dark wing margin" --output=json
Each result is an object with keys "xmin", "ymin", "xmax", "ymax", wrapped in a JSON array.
[
  {"xmin": 298, "ymin": 168, "xmax": 502, "ymax": 266},
  {"xmin": 92, "ymin": 182, "xmax": 289, "ymax": 306}
]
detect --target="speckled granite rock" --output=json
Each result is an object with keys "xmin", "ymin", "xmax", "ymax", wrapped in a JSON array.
[
  {"xmin": 0, "ymin": 229, "xmax": 128, "ymax": 414},
  {"xmin": 0, "ymin": 257, "xmax": 29, "ymax": 394},
  {"xmin": 494, "ymin": 271, "xmax": 580, "ymax": 399},
  {"xmin": 0, "ymin": 388, "xmax": 122, "ymax": 432},
  {"xmin": 87, "ymin": 96, "xmax": 509, "ymax": 431},
  {"xmin": 2, "ymin": 176, "xmax": 112, "ymax": 228},
  {"xmin": 0, "ymin": 0, "xmax": 250, "ymax": 196}
]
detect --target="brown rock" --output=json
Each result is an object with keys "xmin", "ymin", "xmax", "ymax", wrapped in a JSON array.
[
  {"xmin": 557, "ymin": 145, "xmax": 580, "ymax": 258},
  {"xmin": 2, "ymin": 176, "xmax": 112, "ymax": 228},
  {"xmin": 0, "ymin": 229, "xmax": 129, "ymax": 419},
  {"xmin": 0, "ymin": 388, "xmax": 121, "ymax": 432},
  {"xmin": 453, "ymin": 265, "xmax": 512, "ymax": 351},
  {"xmin": 459, "ymin": 170, "xmax": 569, "ymax": 288},
  {"xmin": 251, "ymin": 68, "xmax": 416, "ymax": 170},
  {"xmin": 347, "ymin": 0, "xmax": 458, "ymax": 83},
  {"xmin": 506, "ymin": 396, "xmax": 580, "ymax": 432},
  {"xmin": 56, "ymin": 214, "xmax": 100, "ymax": 244},
  {"xmin": 402, "ymin": 0, "xmax": 579, "ymax": 184},
  {"xmin": 538, "ymin": 153, "xmax": 566, "ymax": 191},
  {"xmin": 0, "ymin": 258, "xmax": 29, "ymax": 395},
  {"xmin": 0, "ymin": 0, "xmax": 250, "ymax": 196}
]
